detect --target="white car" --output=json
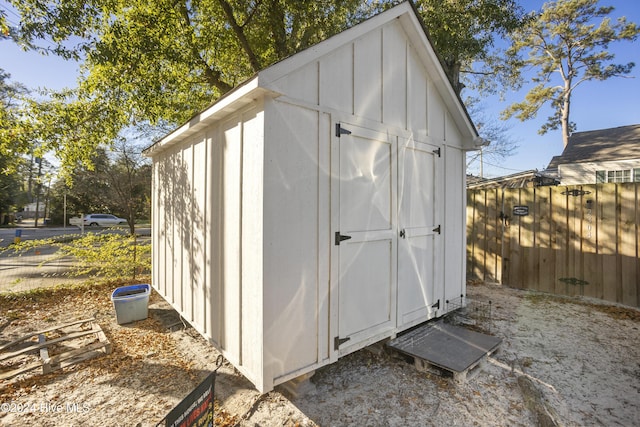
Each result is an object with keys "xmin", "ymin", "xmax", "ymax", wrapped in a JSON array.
[{"xmin": 70, "ymin": 214, "xmax": 128, "ymax": 227}]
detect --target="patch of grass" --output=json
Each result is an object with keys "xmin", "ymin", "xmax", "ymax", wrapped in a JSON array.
[
  {"xmin": 521, "ymin": 288, "xmax": 640, "ymax": 322},
  {"xmin": 0, "ymin": 276, "xmax": 151, "ymax": 312},
  {"xmin": 588, "ymin": 304, "xmax": 640, "ymax": 322},
  {"xmin": 2, "ymin": 233, "xmax": 151, "ymax": 281},
  {"xmin": 524, "ymin": 291, "xmax": 553, "ymax": 305}
]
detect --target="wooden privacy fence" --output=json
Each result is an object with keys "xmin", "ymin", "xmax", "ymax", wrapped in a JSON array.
[{"xmin": 467, "ymin": 183, "xmax": 639, "ymax": 308}]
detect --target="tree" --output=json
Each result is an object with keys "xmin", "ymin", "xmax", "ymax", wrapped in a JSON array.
[
  {"xmin": 0, "ymin": 10, "xmax": 10, "ymax": 38},
  {"xmin": 4, "ymin": 0, "xmax": 532, "ymax": 173},
  {"xmin": 409, "ymin": 1, "xmax": 527, "ymax": 168},
  {"xmin": 3, "ymin": 0, "xmax": 379, "ymax": 176},
  {"xmin": 50, "ymin": 138, "xmax": 151, "ymax": 233},
  {"xmin": 52, "ymin": 148, "xmax": 112, "ymax": 216},
  {"xmin": 0, "ymin": 153, "xmax": 22, "ymax": 223},
  {"xmin": 503, "ymin": 0, "xmax": 640, "ymax": 147},
  {"xmin": 9, "ymin": 0, "xmax": 369, "ymax": 127},
  {"xmin": 0, "ymin": 69, "xmax": 28, "ymax": 164},
  {"xmin": 102, "ymin": 138, "xmax": 152, "ymax": 235},
  {"xmin": 413, "ymin": 0, "xmax": 528, "ymax": 94},
  {"xmin": 0, "ymin": 70, "xmax": 30, "ymax": 222},
  {"xmin": 466, "ymin": 100, "xmax": 519, "ymax": 177}
]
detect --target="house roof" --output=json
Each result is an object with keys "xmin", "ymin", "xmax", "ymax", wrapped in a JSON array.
[
  {"xmin": 144, "ymin": 1, "xmax": 478, "ymax": 157},
  {"xmin": 547, "ymin": 124, "xmax": 640, "ymax": 169},
  {"xmin": 467, "ymin": 170, "xmax": 540, "ymax": 189}
]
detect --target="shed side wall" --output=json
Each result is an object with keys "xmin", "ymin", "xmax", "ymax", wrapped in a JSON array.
[{"xmin": 151, "ymin": 105, "xmax": 265, "ymax": 390}]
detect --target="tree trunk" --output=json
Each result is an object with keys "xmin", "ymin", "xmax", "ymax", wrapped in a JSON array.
[
  {"xmin": 561, "ymin": 80, "xmax": 572, "ymax": 148},
  {"xmin": 444, "ymin": 58, "xmax": 465, "ymax": 96},
  {"xmin": 217, "ymin": 0, "xmax": 262, "ymax": 72}
]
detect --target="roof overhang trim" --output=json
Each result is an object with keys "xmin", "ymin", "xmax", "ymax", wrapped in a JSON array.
[{"xmin": 143, "ymin": 77, "xmax": 271, "ymax": 157}]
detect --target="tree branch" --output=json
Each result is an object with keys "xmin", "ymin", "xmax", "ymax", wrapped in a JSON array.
[
  {"xmin": 216, "ymin": 0, "xmax": 262, "ymax": 72},
  {"xmin": 175, "ymin": 1, "xmax": 233, "ymax": 93}
]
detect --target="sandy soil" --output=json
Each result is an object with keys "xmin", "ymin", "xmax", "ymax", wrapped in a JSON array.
[{"xmin": 1, "ymin": 281, "xmax": 638, "ymax": 426}]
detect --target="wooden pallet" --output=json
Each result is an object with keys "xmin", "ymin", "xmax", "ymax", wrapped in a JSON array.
[
  {"xmin": 0, "ymin": 318, "xmax": 111, "ymax": 381},
  {"xmin": 387, "ymin": 320, "xmax": 502, "ymax": 384}
]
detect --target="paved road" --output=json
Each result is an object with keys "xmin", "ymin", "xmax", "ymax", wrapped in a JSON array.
[{"xmin": 0, "ymin": 225, "xmax": 150, "ymax": 248}]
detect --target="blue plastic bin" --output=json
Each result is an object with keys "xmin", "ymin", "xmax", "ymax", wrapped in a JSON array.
[{"xmin": 111, "ymin": 284, "xmax": 150, "ymax": 325}]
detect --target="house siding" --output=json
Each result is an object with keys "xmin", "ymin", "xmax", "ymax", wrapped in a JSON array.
[{"xmin": 559, "ymin": 159, "xmax": 640, "ymax": 185}]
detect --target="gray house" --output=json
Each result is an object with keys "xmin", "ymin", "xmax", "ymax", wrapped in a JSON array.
[{"xmin": 546, "ymin": 124, "xmax": 640, "ymax": 185}]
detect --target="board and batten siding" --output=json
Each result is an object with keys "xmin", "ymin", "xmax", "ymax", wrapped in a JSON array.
[
  {"xmin": 152, "ymin": 104, "xmax": 266, "ymax": 390},
  {"xmin": 149, "ymin": 2, "xmax": 478, "ymax": 393},
  {"xmin": 265, "ymin": 19, "xmax": 447, "ymax": 140},
  {"xmin": 263, "ymin": 100, "xmax": 330, "ymax": 384},
  {"xmin": 258, "ymin": 19, "xmax": 469, "ymax": 384}
]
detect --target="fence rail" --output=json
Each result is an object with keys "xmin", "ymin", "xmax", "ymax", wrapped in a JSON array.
[{"xmin": 467, "ymin": 183, "xmax": 639, "ymax": 308}]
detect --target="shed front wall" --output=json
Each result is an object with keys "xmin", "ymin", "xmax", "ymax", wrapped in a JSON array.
[
  {"xmin": 260, "ymin": 16, "xmax": 471, "ymax": 388},
  {"xmin": 151, "ymin": 103, "xmax": 266, "ymax": 390}
]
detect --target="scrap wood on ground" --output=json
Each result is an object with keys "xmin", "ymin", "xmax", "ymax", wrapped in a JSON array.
[
  {"xmin": 0, "ymin": 280, "xmax": 238, "ymax": 427},
  {"xmin": 0, "ymin": 318, "xmax": 111, "ymax": 381}
]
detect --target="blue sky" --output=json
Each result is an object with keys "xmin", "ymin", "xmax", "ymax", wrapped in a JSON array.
[
  {"xmin": 1, "ymin": 0, "xmax": 639, "ymax": 178},
  {"xmin": 473, "ymin": 1, "xmax": 640, "ymax": 177}
]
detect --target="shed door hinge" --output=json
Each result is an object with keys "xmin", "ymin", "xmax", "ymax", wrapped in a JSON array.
[
  {"xmin": 433, "ymin": 225, "xmax": 441, "ymax": 234},
  {"xmin": 335, "ymin": 232, "xmax": 352, "ymax": 245},
  {"xmin": 334, "ymin": 336, "xmax": 350, "ymax": 350},
  {"xmin": 431, "ymin": 299, "xmax": 440, "ymax": 310},
  {"xmin": 336, "ymin": 123, "xmax": 352, "ymax": 137},
  {"xmin": 433, "ymin": 147, "xmax": 441, "ymax": 157}
]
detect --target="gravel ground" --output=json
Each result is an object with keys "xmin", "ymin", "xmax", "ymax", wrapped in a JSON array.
[{"xmin": 1, "ymin": 281, "xmax": 639, "ymax": 426}]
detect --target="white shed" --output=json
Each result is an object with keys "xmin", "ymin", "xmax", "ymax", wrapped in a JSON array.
[{"xmin": 145, "ymin": 1, "xmax": 482, "ymax": 393}]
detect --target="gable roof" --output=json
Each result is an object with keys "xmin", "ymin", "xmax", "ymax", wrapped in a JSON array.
[
  {"xmin": 258, "ymin": 1, "xmax": 477, "ymax": 137},
  {"xmin": 145, "ymin": 1, "xmax": 478, "ymax": 156},
  {"xmin": 467, "ymin": 170, "xmax": 559, "ymax": 189},
  {"xmin": 547, "ymin": 124, "xmax": 640, "ymax": 169}
]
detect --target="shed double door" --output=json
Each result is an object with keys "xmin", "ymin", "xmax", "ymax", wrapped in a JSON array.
[{"xmin": 334, "ymin": 123, "xmax": 441, "ymax": 353}]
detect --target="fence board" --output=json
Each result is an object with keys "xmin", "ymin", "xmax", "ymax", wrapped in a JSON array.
[
  {"xmin": 476, "ymin": 190, "xmax": 489, "ymax": 280},
  {"xmin": 520, "ymin": 188, "xmax": 536, "ymax": 290},
  {"xmin": 599, "ymin": 184, "xmax": 618, "ymax": 302},
  {"xmin": 466, "ymin": 190, "xmax": 478, "ymax": 279},
  {"xmin": 466, "ymin": 182, "xmax": 639, "ymax": 308},
  {"xmin": 568, "ymin": 187, "xmax": 585, "ymax": 297},
  {"xmin": 536, "ymin": 187, "xmax": 554, "ymax": 293},
  {"xmin": 485, "ymin": 189, "xmax": 501, "ymax": 282},
  {"xmin": 505, "ymin": 189, "xmax": 521, "ymax": 288},
  {"xmin": 500, "ymin": 190, "xmax": 511, "ymax": 285},
  {"xmin": 553, "ymin": 188, "xmax": 569, "ymax": 296},
  {"xmin": 581, "ymin": 185, "xmax": 598, "ymax": 300},
  {"xmin": 619, "ymin": 183, "xmax": 638, "ymax": 306}
]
